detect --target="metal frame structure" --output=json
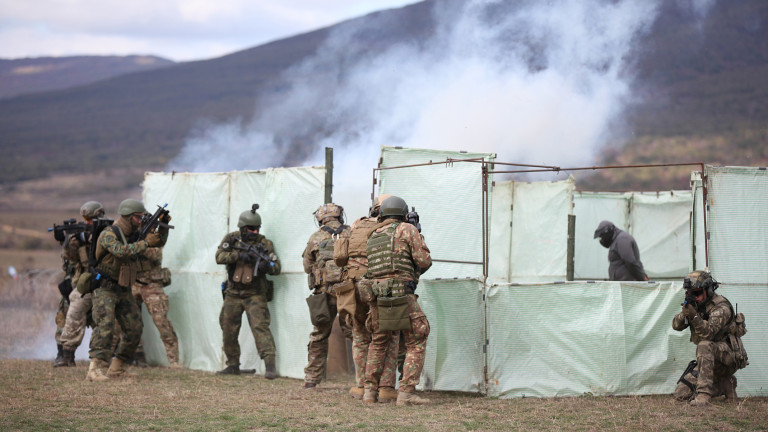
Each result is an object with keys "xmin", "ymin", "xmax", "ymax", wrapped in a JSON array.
[{"xmin": 371, "ymin": 156, "xmax": 709, "ymax": 282}]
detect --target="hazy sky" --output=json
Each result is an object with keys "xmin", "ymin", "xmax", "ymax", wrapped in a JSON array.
[{"xmin": 0, "ymin": 0, "xmax": 419, "ymax": 61}]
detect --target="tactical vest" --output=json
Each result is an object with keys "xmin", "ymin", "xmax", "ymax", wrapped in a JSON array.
[
  {"xmin": 315, "ymin": 224, "xmax": 348, "ymax": 285},
  {"xmin": 689, "ymin": 295, "xmax": 734, "ymax": 344},
  {"xmin": 348, "ymin": 218, "xmax": 382, "ymax": 259},
  {"xmin": 366, "ymin": 222, "xmax": 416, "ymax": 280},
  {"xmin": 95, "ymin": 225, "xmax": 137, "ymax": 286}
]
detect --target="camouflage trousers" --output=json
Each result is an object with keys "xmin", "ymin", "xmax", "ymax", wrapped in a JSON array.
[
  {"xmin": 60, "ymin": 290, "xmax": 92, "ymax": 351},
  {"xmin": 351, "ymin": 282, "xmax": 398, "ymax": 388},
  {"xmin": 365, "ymin": 294, "xmax": 430, "ymax": 393},
  {"xmin": 55, "ymin": 296, "xmax": 69, "ymax": 345},
  {"xmin": 88, "ymin": 282, "xmax": 143, "ymax": 362},
  {"xmin": 674, "ymin": 340, "xmax": 738, "ymax": 399},
  {"xmin": 132, "ymin": 280, "xmax": 179, "ymax": 364},
  {"xmin": 304, "ymin": 292, "xmax": 354, "ymax": 384},
  {"xmin": 220, "ymin": 290, "xmax": 275, "ymax": 366}
]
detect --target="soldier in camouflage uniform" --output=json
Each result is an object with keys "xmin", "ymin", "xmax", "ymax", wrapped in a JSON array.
[
  {"xmin": 55, "ymin": 201, "xmax": 105, "ymax": 367},
  {"xmin": 86, "ymin": 198, "xmax": 166, "ymax": 382},
  {"xmin": 215, "ymin": 205, "xmax": 281, "ymax": 379},
  {"xmin": 363, "ymin": 196, "xmax": 432, "ymax": 406},
  {"xmin": 333, "ymin": 195, "xmax": 400, "ymax": 402},
  {"xmin": 672, "ymin": 270, "xmax": 749, "ymax": 406},
  {"xmin": 131, "ymin": 245, "xmax": 180, "ymax": 368},
  {"xmin": 301, "ymin": 203, "xmax": 352, "ymax": 388}
]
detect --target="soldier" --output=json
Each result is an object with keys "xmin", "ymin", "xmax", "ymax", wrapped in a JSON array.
[
  {"xmin": 131, "ymin": 244, "xmax": 180, "ymax": 368},
  {"xmin": 86, "ymin": 199, "xmax": 166, "ymax": 382},
  {"xmin": 593, "ymin": 220, "xmax": 648, "ymax": 281},
  {"xmin": 215, "ymin": 204, "xmax": 281, "ymax": 378},
  {"xmin": 301, "ymin": 203, "xmax": 352, "ymax": 389},
  {"xmin": 363, "ymin": 196, "xmax": 432, "ymax": 406},
  {"xmin": 672, "ymin": 270, "xmax": 749, "ymax": 406},
  {"xmin": 333, "ymin": 195, "xmax": 400, "ymax": 402},
  {"xmin": 55, "ymin": 201, "xmax": 105, "ymax": 367}
]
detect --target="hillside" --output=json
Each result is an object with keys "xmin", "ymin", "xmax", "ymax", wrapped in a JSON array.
[
  {"xmin": 0, "ymin": 0, "xmax": 766, "ymax": 190},
  {"xmin": 0, "ymin": 55, "xmax": 175, "ymax": 100}
]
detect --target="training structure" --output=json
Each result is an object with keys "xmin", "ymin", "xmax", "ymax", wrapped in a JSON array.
[{"xmin": 141, "ymin": 148, "xmax": 767, "ymax": 398}]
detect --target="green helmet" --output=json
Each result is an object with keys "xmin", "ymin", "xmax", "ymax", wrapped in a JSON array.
[
  {"xmin": 380, "ymin": 196, "xmax": 408, "ymax": 218},
  {"xmin": 118, "ymin": 199, "xmax": 147, "ymax": 216},
  {"xmin": 237, "ymin": 205, "xmax": 262, "ymax": 228},
  {"xmin": 80, "ymin": 201, "xmax": 105, "ymax": 219}
]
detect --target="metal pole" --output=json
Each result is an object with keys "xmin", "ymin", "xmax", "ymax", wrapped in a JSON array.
[
  {"xmin": 324, "ymin": 147, "xmax": 333, "ymax": 204},
  {"xmin": 567, "ymin": 215, "xmax": 575, "ymax": 281}
]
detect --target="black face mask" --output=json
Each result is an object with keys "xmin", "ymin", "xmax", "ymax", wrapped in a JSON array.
[{"xmin": 599, "ymin": 233, "xmax": 613, "ymax": 248}]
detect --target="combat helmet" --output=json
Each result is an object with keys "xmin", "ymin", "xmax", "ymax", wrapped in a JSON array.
[
  {"xmin": 369, "ymin": 193, "xmax": 392, "ymax": 218},
  {"xmin": 379, "ymin": 196, "xmax": 408, "ymax": 218},
  {"xmin": 314, "ymin": 203, "xmax": 344, "ymax": 225},
  {"xmin": 238, "ymin": 204, "xmax": 262, "ymax": 228},
  {"xmin": 118, "ymin": 199, "xmax": 147, "ymax": 216},
  {"xmin": 80, "ymin": 201, "xmax": 105, "ymax": 220},
  {"xmin": 683, "ymin": 270, "xmax": 719, "ymax": 300}
]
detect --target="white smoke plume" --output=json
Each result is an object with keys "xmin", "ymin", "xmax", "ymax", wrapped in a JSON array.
[{"xmin": 170, "ymin": 0, "xmax": 668, "ymax": 216}]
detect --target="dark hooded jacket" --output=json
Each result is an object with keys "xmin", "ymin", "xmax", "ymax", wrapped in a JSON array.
[{"xmin": 595, "ymin": 221, "xmax": 647, "ymax": 281}]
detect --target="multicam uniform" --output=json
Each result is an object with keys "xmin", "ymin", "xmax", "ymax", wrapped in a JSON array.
[
  {"xmin": 59, "ymin": 234, "xmax": 93, "ymax": 358},
  {"xmin": 90, "ymin": 218, "xmax": 166, "ymax": 363},
  {"xmin": 131, "ymin": 246, "xmax": 179, "ymax": 366},
  {"xmin": 302, "ymin": 219, "xmax": 352, "ymax": 385},
  {"xmin": 216, "ymin": 231, "xmax": 281, "ymax": 368},
  {"xmin": 364, "ymin": 219, "xmax": 432, "ymax": 394},
  {"xmin": 672, "ymin": 293, "xmax": 745, "ymax": 400},
  {"xmin": 342, "ymin": 216, "xmax": 399, "ymax": 390}
]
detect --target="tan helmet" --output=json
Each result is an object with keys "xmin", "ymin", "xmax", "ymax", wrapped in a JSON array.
[
  {"xmin": 369, "ymin": 193, "xmax": 392, "ymax": 217},
  {"xmin": 314, "ymin": 203, "xmax": 343, "ymax": 224},
  {"xmin": 683, "ymin": 270, "xmax": 718, "ymax": 299},
  {"xmin": 80, "ymin": 201, "xmax": 105, "ymax": 220}
]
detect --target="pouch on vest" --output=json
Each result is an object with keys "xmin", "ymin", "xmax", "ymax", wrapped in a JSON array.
[
  {"xmin": 334, "ymin": 279, "xmax": 356, "ymax": 317},
  {"xmin": 357, "ymin": 278, "xmax": 375, "ymax": 303},
  {"xmin": 377, "ymin": 295, "xmax": 411, "ymax": 331},
  {"xmin": 58, "ymin": 278, "xmax": 73, "ymax": 299},
  {"xmin": 306, "ymin": 291, "xmax": 331, "ymax": 327},
  {"xmin": 117, "ymin": 264, "xmax": 137, "ymax": 287},
  {"xmin": 76, "ymin": 272, "xmax": 96, "ymax": 295},
  {"xmin": 160, "ymin": 267, "xmax": 172, "ymax": 287},
  {"xmin": 233, "ymin": 261, "xmax": 255, "ymax": 284},
  {"xmin": 324, "ymin": 262, "xmax": 343, "ymax": 284},
  {"xmin": 333, "ymin": 237, "xmax": 349, "ymax": 267},
  {"xmin": 311, "ymin": 267, "xmax": 323, "ymax": 288},
  {"xmin": 266, "ymin": 279, "xmax": 274, "ymax": 302}
]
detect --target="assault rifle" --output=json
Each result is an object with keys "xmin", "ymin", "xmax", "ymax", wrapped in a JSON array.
[
  {"xmin": 49, "ymin": 219, "xmax": 89, "ymax": 244},
  {"xmin": 683, "ymin": 290, "xmax": 699, "ymax": 309},
  {"xmin": 406, "ymin": 207, "xmax": 422, "ymax": 233},
  {"xmin": 138, "ymin": 203, "xmax": 174, "ymax": 240},
  {"xmin": 232, "ymin": 239, "xmax": 275, "ymax": 277}
]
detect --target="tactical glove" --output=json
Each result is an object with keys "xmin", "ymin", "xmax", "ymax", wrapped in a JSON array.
[
  {"xmin": 239, "ymin": 252, "xmax": 256, "ymax": 264},
  {"xmin": 145, "ymin": 232, "xmax": 162, "ymax": 247},
  {"xmin": 258, "ymin": 259, "xmax": 271, "ymax": 273},
  {"xmin": 682, "ymin": 304, "xmax": 697, "ymax": 320}
]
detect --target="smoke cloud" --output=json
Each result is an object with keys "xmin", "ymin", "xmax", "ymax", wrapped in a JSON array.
[{"xmin": 170, "ymin": 0, "xmax": 668, "ymax": 216}]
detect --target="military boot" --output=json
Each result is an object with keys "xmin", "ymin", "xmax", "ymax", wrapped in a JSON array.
[
  {"xmin": 362, "ymin": 388, "xmax": 378, "ymax": 404},
  {"xmin": 264, "ymin": 357, "xmax": 278, "ymax": 380},
  {"xmin": 378, "ymin": 387, "xmax": 398, "ymax": 403},
  {"xmin": 106, "ymin": 357, "xmax": 128, "ymax": 378},
  {"xmin": 216, "ymin": 365, "xmax": 240, "ymax": 375},
  {"xmin": 85, "ymin": 359, "xmax": 109, "ymax": 382},
  {"xmin": 396, "ymin": 391, "xmax": 431, "ymax": 406},
  {"xmin": 720, "ymin": 376, "xmax": 738, "ymax": 402},
  {"xmin": 53, "ymin": 344, "xmax": 63, "ymax": 367},
  {"xmin": 689, "ymin": 392, "xmax": 711, "ymax": 407},
  {"xmin": 349, "ymin": 386, "xmax": 364, "ymax": 400},
  {"xmin": 54, "ymin": 349, "xmax": 75, "ymax": 367}
]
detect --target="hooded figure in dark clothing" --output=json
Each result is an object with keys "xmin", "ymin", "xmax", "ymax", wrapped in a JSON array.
[{"xmin": 593, "ymin": 220, "xmax": 648, "ymax": 281}]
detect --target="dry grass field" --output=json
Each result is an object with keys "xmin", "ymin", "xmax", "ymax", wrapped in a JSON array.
[
  {"xmin": 1, "ymin": 359, "xmax": 767, "ymax": 432},
  {"xmin": 2, "ymin": 269, "xmax": 768, "ymax": 431}
]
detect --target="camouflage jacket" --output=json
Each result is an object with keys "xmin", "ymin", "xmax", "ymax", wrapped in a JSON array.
[
  {"xmin": 216, "ymin": 231, "xmax": 281, "ymax": 290},
  {"xmin": 95, "ymin": 218, "xmax": 165, "ymax": 282},
  {"xmin": 368, "ymin": 218, "xmax": 432, "ymax": 282},
  {"xmin": 673, "ymin": 294, "xmax": 734, "ymax": 344}
]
